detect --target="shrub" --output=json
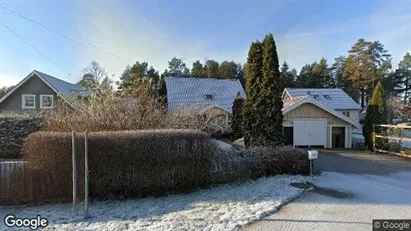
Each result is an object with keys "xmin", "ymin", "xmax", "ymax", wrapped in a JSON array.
[
  {"xmin": 41, "ymin": 94, "xmax": 230, "ymax": 134},
  {"xmin": 0, "ymin": 113, "xmax": 42, "ymax": 158},
  {"xmin": 244, "ymin": 146, "xmax": 310, "ymax": 178},
  {"xmin": 23, "ymin": 130, "xmax": 217, "ymax": 203},
  {"xmin": 211, "ymin": 145, "xmax": 309, "ymax": 184}
]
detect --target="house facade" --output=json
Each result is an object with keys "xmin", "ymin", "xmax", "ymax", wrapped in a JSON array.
[
  {"xmin": 282, "ymin": 88, "xmax": 362, "ymax": 148},
  {"xmin": 0, "ymin": 70, "xmax": 89, "ymax": 113}
]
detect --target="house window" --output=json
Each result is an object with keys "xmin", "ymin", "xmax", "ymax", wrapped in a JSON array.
[
  {"xmin": 206, "ymin": 94, "xmax": 214, "ymax": 100},
  {"xmin": 40, "ymin": 95, "xmax": 54, "ymax": 109},
  {"xmin": 342, "ymin": 111, "xmax": 350, "ymax": 117},
  {"xmin": 22, "ymin": 94, "xmax": 36, "ymax": 109},
  {"xmin": 323, "ymin": 95, "xmax": 331, "ymax": 100},
  {"xmin": 313, "ymin": 95, "xmax": 320, "ymax": 99}
]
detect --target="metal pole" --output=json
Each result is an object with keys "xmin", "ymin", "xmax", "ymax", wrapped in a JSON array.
[
  {"xmin": 84, "ymin": 131, "xmax": 89, "ymax": 218},
  {"xmin": 310, "ymin": 160, "xmax": 313, "ymax": 176},
  {"xmin": 72, "ymin": 131, "xmax": 77, "ymax": 208}
]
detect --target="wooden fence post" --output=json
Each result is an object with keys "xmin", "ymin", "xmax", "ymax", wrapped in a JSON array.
[
  {"xmin": 72, "ymin": 131, "xmax": 77, "ymax": 208},
  {"xmin": 84, "ymin": 131, "xmax": 89, "ymax": 218}
]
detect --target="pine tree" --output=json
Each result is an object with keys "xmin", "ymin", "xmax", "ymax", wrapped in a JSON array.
[
  {"xmin": 260, "ymin": 33, "xmax": 283, "ymax": 146},
  {"xmin": 218, "ymin": 61, "xmax": 238, "ymax": 78},
  {"xmin": 244, "ymin": 41, "xmax": 263, "ymax": 147},
  {"xmin": 363, "ymin": 81, "xmax": 388, "ymax": 151},
  {"xmin": 204, "ymin": 59, "xmax": 219, "ymax": 78},
  {"xmin": 191, "ymin": 60, "xmax": 205, "ymax": 77},
  {"xmin": 343, "ymin": 39, "xmax": 392, "ymax": 107},
  {"xmin": 231, "ymin": 92, "xmax": 245, "ymax": 139},
  {"xmin": 279, "ymin": 61, "xmax": 297, "ymax": 91}
]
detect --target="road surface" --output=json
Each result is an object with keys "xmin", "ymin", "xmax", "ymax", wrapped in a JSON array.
[{"xmin": 243, "ymin": 150, "xmax": 411, "ymax": 231}]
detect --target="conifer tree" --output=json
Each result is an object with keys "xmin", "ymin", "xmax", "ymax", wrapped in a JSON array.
[
  {"xmin": 231, "ymin": 92, "xmax": 245, "ymax": 139},
  {"xmin": 243, "ymin": 41, "xmax": 263, "ymax": 147},
  {"xmin": 261, "ymin": 33, "xmax": 283, "ymax": 146},
  {"xmin": 363, "ymin": 81, "xmax": 388, "ymax": 151}
]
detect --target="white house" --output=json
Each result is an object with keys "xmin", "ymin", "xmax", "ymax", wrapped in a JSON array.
[{"xmin": 282, "ymin": 88, "xmax": 362, "ymax": 148}]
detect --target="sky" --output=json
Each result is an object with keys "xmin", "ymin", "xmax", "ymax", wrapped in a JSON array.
[{"xmin": 0, "ymin": 0, "xmax": 410, "ymax": 88}]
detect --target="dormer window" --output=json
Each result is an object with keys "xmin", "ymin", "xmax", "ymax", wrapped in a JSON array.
[
  {"xmin": 206, "ymin": 94, "xmax": 214, "ymax": 100},
  {"xmin": 323, "ymin": 95, "xmax": 331, "ymax": 100}
]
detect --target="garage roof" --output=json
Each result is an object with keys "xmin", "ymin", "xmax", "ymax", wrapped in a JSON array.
[{"xmin": 284, "ymin": 88, "xmax": 362, "ymax": 110}]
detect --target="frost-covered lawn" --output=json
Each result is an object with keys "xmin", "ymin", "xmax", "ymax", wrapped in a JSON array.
[{"xmin": 0, "ymin": 174, "xmax": 317, "ymax": 231}]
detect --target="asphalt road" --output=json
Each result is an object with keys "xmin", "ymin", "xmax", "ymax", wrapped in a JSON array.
[{"xmin": 243, "ymin": 150, "xmax": 411, "ymax": 231}]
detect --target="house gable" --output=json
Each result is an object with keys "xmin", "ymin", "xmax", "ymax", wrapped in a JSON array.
[
  {"xmin": 282, "ymin": 97, "xmax": 361, "ymax": 128},
  {"xmin": 0, "ymin": 74, "xmax": 58, "ymax": 112},
  {"xmin": 283, "ymin": 102, "xmax": 349, "ymax": 126}
]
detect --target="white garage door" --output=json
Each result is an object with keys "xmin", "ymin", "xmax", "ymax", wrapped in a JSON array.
[{"xmin": 293, "ymin": 119, "xmax": 327, "ymax": 147}]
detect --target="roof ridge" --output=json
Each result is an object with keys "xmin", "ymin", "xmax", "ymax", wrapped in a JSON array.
[
  {"xmin": 34, "ymin": 70, "xmax": 78, "ymax": 87},
  {"xmin": 165, "ymin": 76, "xmax": 240, "ymax": 81}
]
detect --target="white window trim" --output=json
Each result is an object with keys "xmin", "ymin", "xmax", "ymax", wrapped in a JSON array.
[
  {"xmin": 22, "ymin": 94, "xmax": 36, "ymax": 109},
  {"xmin": 40, "ymin": 94, "xmax": 54, "ymax": 109}
]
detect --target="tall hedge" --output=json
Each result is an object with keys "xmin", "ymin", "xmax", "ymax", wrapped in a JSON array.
[
  {"xmin": 24, "ymin": 130, "xmax": 217, "ymax": 203},
  {"xmin": 231, "ymin": 92, "xmax": 245, "ymax": 139},
  {"xmin": 363, "ymin": 81, "xmax": 388, "ymax": 151}
]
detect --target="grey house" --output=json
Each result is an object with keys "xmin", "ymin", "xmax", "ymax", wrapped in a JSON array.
[{"xmin": 0, "ymin": 70, "xmax": 89, "ymax": 113}]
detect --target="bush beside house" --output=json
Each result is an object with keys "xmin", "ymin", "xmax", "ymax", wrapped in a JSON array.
[{"xmin": 0, "ymin": 114, "xmax": 42, "ymax": 158}]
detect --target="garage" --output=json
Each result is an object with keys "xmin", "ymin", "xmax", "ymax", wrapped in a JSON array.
[{"xmin": 293, "ymin": 119, "xmax": 327, "ymax": 148}]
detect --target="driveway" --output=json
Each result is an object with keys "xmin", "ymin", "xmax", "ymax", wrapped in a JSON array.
[{"xmin": 243, "ymin": 150, "xmax": 411, "ymax": 231}]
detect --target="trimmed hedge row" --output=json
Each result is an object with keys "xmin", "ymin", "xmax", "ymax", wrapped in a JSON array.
[
  {"xmin": 24, "ymin": 130, "xmax": 217, "ymax": 203},
  {"xmin": 212, "ymin": 145, "xmax": 310, "ymax": 184}
]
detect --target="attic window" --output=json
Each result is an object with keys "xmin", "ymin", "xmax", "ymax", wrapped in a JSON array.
[
  {"xmin": 40, "ymin": 95, "xmax": 54, "ymax": 109},
  {"xmin": 323, "ymin": 95, "xmax": 331, "ymax": 100},
  {"xmin": 22, "ymin": 94, "xmax": 36, "ymax": 109},
  {"xmin": 205, "ymin": 94, "xmax": 214, "ymax": 100}
]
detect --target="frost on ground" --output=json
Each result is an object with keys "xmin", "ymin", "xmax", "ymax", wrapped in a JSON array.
[{"xmin": 0, "ymin": 174, "xmax": 317, "ymax": 231}]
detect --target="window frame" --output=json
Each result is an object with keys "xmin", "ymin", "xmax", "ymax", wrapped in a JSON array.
[
  {"xmin": 22, "ymin": 94, "xmax": 36, "ymax": 109},
  {"xmin": 342, "ymin": 111, "xmax": 350, "ymax": 117},
  {"xmin": 40, "ymin": 94, "xmax": 54, "ymax": 109}
]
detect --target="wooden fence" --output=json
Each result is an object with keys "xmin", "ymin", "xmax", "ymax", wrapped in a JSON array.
[
  {"xmin": 373, "ymin": 124, "xmax": 411, "ymax": 158},
  {"xmin": 0, "ymin": 161, "xmax": 33, "ymax": 205}
]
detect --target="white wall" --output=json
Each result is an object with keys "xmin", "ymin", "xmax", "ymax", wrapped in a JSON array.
[{"xmin": 336, "ymin": 110, "xmax": 360, "ymax": 123}]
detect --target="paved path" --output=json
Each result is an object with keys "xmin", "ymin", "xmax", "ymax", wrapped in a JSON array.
[{"xmin": 243, "ymin": 151, "xmax": 411, "ymax": 231}]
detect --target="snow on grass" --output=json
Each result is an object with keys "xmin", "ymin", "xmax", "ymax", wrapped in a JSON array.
[{"xmin": 0, "ymin": 174, "xmax": 318, "ymax": 231}]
